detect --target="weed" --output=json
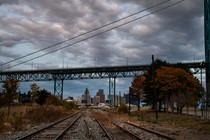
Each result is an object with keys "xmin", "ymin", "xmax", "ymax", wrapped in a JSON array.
[
  {"xmin": 25, "ymin": 106, "xmax": 67, "ymax": 124},
  {"xmin": 0, "ymin": 112, "xmax": 5, "ymax": 132},
  {"xmin": 118, "ymin": 104, "xmax": 128, "ymax": 113},
  {"xmin": 11, "ymin": 112, "xmax": 23, "ymax": 131}
]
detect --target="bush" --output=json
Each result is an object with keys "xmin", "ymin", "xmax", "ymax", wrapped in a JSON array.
[
  {"xmin": 0, "ymin": 112, "xmax": 5, "ymax": 132},
  {"xmin": 46, "ymin": 94, "xmax": 62, "ymax": 106},
  {"xmin": 25, "ymin": 106, "xmax": 66, "ymax": 123},
  {"xmin": 46, "ymin": 95, "xmax": 76, "ymax": 110},
  {"xmin": 11, "ymin": 112, "xmax": 23, "ymax": 131},
  {"xmin": 35, "ymin": 89, "xmax": 50, "ymax": 105},
  {"xmin": 118, "ymin": 103, "xmax": 128, "ymax": 113}
]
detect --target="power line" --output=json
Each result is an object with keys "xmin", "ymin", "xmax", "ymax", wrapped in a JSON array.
[
  {"xmin": 0, "ymin": 0, "xmax": 170, "ymax": 67},
  {"xmin": 7, "ymin": 0, "xmax": 185, "ymax": 69}
]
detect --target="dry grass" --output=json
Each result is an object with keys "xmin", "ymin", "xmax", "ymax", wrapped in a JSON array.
[
  {"xmin": 92, "ymin": 109, "xmax": 210, "ymax": 140},
  {"xmin": 129, "ymin": 111, "xmax": 210, "ymax": 134},
  {"xmin": 0, "ymin": 104, "xmax": 75, "ymax": 134}
]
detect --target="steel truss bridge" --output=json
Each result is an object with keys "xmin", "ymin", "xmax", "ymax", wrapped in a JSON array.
[{"xmin": 0, "ymin": 62, "xmax": 206, "ymax": 99}]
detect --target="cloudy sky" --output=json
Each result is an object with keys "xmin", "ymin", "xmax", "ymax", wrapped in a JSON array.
[{"xmin": 0, "ymin": 0, "xmax": 204, "ymax": 99}]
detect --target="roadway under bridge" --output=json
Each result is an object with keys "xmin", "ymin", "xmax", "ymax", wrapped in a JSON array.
[{"xmin": 0, "ymin": 62, "xmax": 206, "ymax": 99}]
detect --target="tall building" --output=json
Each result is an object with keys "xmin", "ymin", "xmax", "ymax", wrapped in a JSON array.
[
  {"xmin": 108, "ymin": 94, "xmax": 125, "ymax": 106},
  {"xmin": 92, "ymin": 96, "xmax": 100, "ymax": 105},
  {"xmin": 96, "ymin": 89, "xmax": 105, "ymax": 103},
  {"xmin": 81, "ymin": 88, "xmax": 91, "ymax": 105}
]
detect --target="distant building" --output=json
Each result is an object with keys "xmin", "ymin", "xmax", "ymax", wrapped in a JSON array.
[
  {"xmin": 92, "ymin": 96, "xmax": 100, "ymax": 105},
  {"xmin": 65, "ymin": 96, "xmax": 74, "ymax": 102},
  {"xmin": 108, "ymin": 94, "xmax": 125, "ymax": 106},
  {"xmin": 96, "ymin": 89, "xmax": 105, "ymax": 103},
  {"xmin": 81, "ymin": 88, "xmax": 91, "ymax": 105}
]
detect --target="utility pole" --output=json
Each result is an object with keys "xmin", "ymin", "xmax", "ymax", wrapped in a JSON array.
[{"xmin": 152, "ymin": 55, "xmax": 158, "ymax": 122}]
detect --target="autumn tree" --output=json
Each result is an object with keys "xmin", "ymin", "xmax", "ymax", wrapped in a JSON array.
[
  {"xmin": 2, "ymin": 79, "xmax": 19, "ymax": 117},
  {"xmin": 131, "ymin": 74, "xmax": 145, "ymax": 110},
  {"xmin": 155, "ymin": 66, "xmax": 203, "ymax": 114},
  {"xmin": 30, "ymin": 82, "xmax": 40, "ymax": 103},
  {"xmin": 143, "ymin": 59, "xmax": 169, "ymax": 109}
]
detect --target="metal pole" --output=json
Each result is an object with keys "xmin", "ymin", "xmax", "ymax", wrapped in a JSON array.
[
  {"xmin": 201, "ymin": 67, "xmax": 204, "ymax": 118},
  {"xmin": 129, "ymin": 87, "xmax": 131, "ymax": 114},
  {"xmin": 61, "ymin": 79, "xmax": 64, "ymax": 99},
  {"xmin": 54, "ymin": 78, "xmax": 56, "ymax": 95},
  {"xmin": 119, "ymin": 91, "xmax": 121, "ymax": 105},
  {"xmin": 114, "ymin": 77, "xmax": 116, "ymax": 107},
  {"xmin": 109, "ymin": 77, "xmax": 111, "ymax": 107}
]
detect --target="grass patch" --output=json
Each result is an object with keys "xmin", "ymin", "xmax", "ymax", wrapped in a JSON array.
[
  {"xmin": 25, "ymin": 106, "xmax": 69, "ymax": 124},
  {"xmin": 130, "ymin": 111, "xmax": 210, "ymax": 134}
]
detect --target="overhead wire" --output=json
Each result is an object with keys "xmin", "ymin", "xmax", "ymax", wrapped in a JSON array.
[
  {"xmin": 6, "ymin": 0, "xmax": 185, "ymax": 69},
  {"xmin": 0, "ymin": 0, "xmax": 170, "ymax": 67}
]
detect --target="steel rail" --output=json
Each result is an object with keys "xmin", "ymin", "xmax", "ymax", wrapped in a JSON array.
[
  {"xmin": 84, "ymin": 120, "xmax": 93, "ymax": 139},
  {"xmin": 91, "ymin": 110, "xmax": 113, "ymax": 140},
  {"xmin": 17, "ymin": 111, "xmax": 81, "ymax": 140},
  {"xmin": 53, "ymin": 111, "xmax": 85, "ymax": 140},
  {"xmin": 112, "ymin": 122, "xmax": 142, "ymax": 140},
  {"xmin": 125, "ymin": 122, "xmax": 174, "ymax": 140}
]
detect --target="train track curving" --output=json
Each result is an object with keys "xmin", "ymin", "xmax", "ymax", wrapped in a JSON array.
[{"xmin": 112, "ymin": 121, "xmax": 174, "ymax": 140}]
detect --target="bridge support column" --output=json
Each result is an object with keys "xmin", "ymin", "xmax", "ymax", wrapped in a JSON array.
[
  {"xmin": 205, "ymin": 0, "xmax": 210, "ymax": 119},
  {"xmin": 109, "ymin": 76, "xmax": 116, "ymax": 107},
  {"xmin": 54, "ymin": 79, "xmax": 64, "ymax": 99}
]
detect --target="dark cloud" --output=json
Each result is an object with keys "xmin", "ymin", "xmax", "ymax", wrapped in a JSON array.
[
  {"xmin": 0, "ymin": 0, "xmax": 20, "ymax": 5},
  {"xmin": 0, "ymin": 0, "xmax": 204, "ymax": 67}
]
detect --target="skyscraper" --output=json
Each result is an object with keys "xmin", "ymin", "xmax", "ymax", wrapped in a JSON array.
[
  {"xmin": 96, "ymin": 89, "xmax": 105, "ymax": 103},
  {"xmin": 82, "ymin": 88, "xmax": 91, "ymax": 105}
]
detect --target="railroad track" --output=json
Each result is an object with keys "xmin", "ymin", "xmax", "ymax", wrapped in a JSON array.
[
  {"xmin": 112, "ymin": 121, "xmax": 174, "ymax": 140},
  {"xmin": 62, "ymin": 109, "xmax": 112, "ymax": 140},
  {"xmin": 18, "ymin": 109, "xmax": 112, "ymax": 140},
  {"xmin": 17, "ymin": 111, "xmax": 84, "ymax": 140}
]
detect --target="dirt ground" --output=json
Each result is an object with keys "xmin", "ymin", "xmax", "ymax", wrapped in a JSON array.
[
  {"xmin": 93, "ymin": 109, "xmax": 210, "ymax": 140},
  {"xmin": 1, "ymin": 106, "xmax": 210, "ymax": 140}
]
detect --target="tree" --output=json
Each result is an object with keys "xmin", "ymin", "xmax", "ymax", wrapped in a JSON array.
[
  {"xmin": 35, "ymin": 89, "xmax": 50, "ymax": 105},
  {"xmin": 155, "ymin": 66, "xmax": 203, "ymax": 114},
  {"xmin": 131, "ymin": 74, "xmax": 145, "ymax": 110},
  {"xmin": 2, "ymin": 79, "xmax": 19, "ymax": 117},
  {"xmin": 30, "ymin": 82, "xmax": 39, "ymax": 103},
  {"xmin": 143, "ymin": 59, "xmax": 169, "ymax": 109}
]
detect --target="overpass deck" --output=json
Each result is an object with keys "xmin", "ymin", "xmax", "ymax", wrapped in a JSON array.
[{"xmin": 0, "ymin": 62, "xmax": 205, "ymax": 82}]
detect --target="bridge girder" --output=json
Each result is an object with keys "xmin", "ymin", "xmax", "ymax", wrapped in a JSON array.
[{"xmin": 0, "ymin": 62, "xmax": 205, "ymax": 83}]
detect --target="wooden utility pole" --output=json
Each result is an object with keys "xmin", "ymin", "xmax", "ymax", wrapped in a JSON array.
[{"xmin": 152, "ymin": 55, "xmax": 158, "ymax": 121}]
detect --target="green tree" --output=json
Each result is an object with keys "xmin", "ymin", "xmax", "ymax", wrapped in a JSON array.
[
  {"xmin": 35, "ymin": 89, "xmax": 50, "ymax": 105},
  {"xmin": 2, "ymin": 79, "xmax": 19, "ymax": 117}
]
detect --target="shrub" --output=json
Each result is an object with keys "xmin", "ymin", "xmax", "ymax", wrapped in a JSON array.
[
  {"xmin": 46, "ymin": 95, "xmax": 76, "ymax": 110},
  {"xmin": 35, "ymin": 89, "xmax": 50, "ymax": 105},
  {"xmin": 11, "ymin": 112, "xmax": 23, "ymax": 131},
  {"xmin": 25, "ymin": 106, "xmax": 65, "ymax": 123},
  {"xmin": 46, "ymin": 94, "xmax": 62, "ymax": 106},
  {"xmin": 118, "ymin": 103, "xmax": 128, "ymax": 113},
  {"xmin": 0, "ymin": 112, "xmax": 5, "ymax": 132}
]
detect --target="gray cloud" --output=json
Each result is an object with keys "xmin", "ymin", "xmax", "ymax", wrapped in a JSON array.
[{"xmin": 0, "ymin": 0, "xmax": 205, "ymax": 98}]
